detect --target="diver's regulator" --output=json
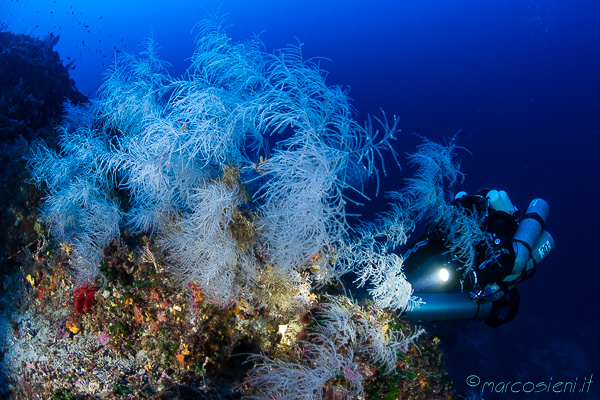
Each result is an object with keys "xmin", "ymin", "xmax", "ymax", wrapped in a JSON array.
[{"xmin": 403, "ymin": 189, "xmax": 554, "ymax": 327}]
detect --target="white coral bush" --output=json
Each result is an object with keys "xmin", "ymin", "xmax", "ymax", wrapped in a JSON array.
[{"xmin": 28, "ymin": 16, "xmax": 409, "ymax": 306}]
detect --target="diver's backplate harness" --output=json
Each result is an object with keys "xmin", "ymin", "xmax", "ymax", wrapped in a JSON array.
[{"xmin": 403, "ymin": 189, "xmax": 554, "ymax": 327}]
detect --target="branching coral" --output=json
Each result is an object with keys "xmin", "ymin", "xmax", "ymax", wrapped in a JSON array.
[
  {"xmin": 386, "ymin": 138, "xmax": 491, "ymax": 270},
  {"xmin": 28, "ymin": 16, "xmax": 401, "ymax": 307},
  {"xmin": 244, "ymin": 297, "xmax": 424, "ymax": 399}
]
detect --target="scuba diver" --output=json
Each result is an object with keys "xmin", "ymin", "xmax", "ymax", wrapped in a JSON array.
[{"xmin": 403, "ymin": 189, "xmax": 554, "ymax": 327}]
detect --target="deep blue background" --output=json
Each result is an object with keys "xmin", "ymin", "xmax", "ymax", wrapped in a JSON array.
[{"xmin": 3, "ymin": 0, "xmax": 599, "ymax": 397}]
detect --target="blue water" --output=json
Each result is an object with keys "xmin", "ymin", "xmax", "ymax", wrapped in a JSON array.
[{"xmin": 3, "ymin": 0, "xmax": 599, "ymax": 398}]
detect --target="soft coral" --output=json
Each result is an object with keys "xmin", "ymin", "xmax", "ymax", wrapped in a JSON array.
[{"xmin": 73, "ymin": 284, "xmax": 98, "ymax": 314}]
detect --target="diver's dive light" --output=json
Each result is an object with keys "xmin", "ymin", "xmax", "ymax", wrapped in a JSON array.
[{"xmin": 403, "ymin": 190, "xmax": 554, "ymax": 326}]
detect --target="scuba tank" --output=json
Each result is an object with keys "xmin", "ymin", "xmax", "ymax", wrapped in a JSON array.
[
  {"xmin": 487, "ymin": 189, "xmax": 516, "ymax": 214},
  {"xmin": 512, "ymin": 198, "xmax": 552, "ymax": 274}
]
